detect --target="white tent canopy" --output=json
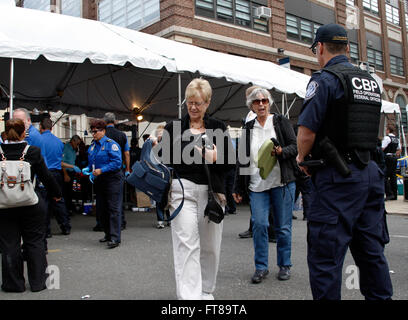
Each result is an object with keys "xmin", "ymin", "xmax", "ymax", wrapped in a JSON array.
[
  {"xmin": 0, "ymin": 6, "xmax": 309, "ymax": 125},
  {"xmin": 381, "ymin": 100, "xmax": 400, "ymax": 114}
]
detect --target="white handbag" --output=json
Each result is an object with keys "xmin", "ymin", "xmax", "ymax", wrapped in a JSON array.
[{"xmin": 0, "ymin": 144, "xmax": 39, "ymax": 209}]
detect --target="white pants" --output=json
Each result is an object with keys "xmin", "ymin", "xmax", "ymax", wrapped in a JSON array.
[{"xmin": 169, "ymin": 178, "xmax": 223, "ymax": 300}]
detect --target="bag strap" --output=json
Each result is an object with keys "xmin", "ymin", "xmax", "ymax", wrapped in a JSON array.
[
  {"xmin": 159, "ymin": 169, "xmax": 184, "ymax": 222},
  {"xmin": 20, "ymin": 144, "xmax": 30, "ymax": 161},
  {"xmin": 202, "ymin": 146, "xmax": 216, "ymax": 199}
]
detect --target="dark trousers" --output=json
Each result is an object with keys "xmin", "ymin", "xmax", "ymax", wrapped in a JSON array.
[
  {"xmin": 224, "ymin": 168, "xmax": 236, "ymax": 214},
  {"xmin": 63, "ymin": 171, "xmax": 75, "ymax": 212},
  {"xmin": 39, "ymin": 170, "xmax": 71, "ymax": 234},
  {"xmin": 295, "ymin": 177, "xmax": 314, "ymax": 219},
  {"xmin": 0, "ymin": 201, "xmax": 48, "ymax": 292},
  {"xmin": 308, "ymin": 162, "xmax": 393, "ymax": 300},
  {"xmin": 384, "ymin": 155, "xmax": 397, "ymax": 198},
  {"xmin": 95, "ymin": 172, "xmax": 123, "ymax": 242}
]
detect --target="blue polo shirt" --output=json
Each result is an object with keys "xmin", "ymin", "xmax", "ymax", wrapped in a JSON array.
[
  {"xmin": 41, "ymin": 130, "xmax": 64, "ymax": 170},
  {"xmin": 298, "ymin": 55, "xmax": 353, "ymax": 133},
  {"xmin": 87, "ymin": 135, "xmax": 122, "ymax": 173}
]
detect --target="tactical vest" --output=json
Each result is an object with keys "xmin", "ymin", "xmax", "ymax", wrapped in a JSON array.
[
  {"xmin": 313, "ymin": 63, "xmax": 382, "ymax": 158},
  {"xmin": 383, "ymin": 135, "xmax": 399, "ymax": 154}
]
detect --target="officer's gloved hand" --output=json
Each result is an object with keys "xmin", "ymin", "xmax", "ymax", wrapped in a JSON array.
[
  {"xmin": 125, "ymin": 171, "xmax": 130, "ymax": 177},
  {"xmin": 82, "ymin": 167, "xmax": 91, "ymax": 175},
  {"xmin": 89, "ymin": 173, "xmax": 95, "ymax": 184},
  {"xmin": 73, "ymin": 166, "xmax": 81, "ymax": 173}
]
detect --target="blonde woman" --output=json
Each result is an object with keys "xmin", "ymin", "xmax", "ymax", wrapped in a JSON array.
[{"xmin": 160, "ymin": 78, "xmax": 234, "ymax": 300}]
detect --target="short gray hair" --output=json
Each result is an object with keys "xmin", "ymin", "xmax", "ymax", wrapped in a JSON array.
[
  {"xmin": 70, "ymin": 135, "xmax": 81, "ymax": 143},
  {"xmin": 103, "ymin": 112, "xmax": 116, "ymax": 124},
  {"xmin": 13, "ymin": 108, "xmax": 31, "ymax": 120},
  {"xmin": 246, "ymin": 88, "xmax": 273, "ymax": 109}
]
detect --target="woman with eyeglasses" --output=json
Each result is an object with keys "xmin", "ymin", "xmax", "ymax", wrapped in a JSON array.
[
  {"xmin": 83, "ymin": 119, "xmax": 123, "ymax": 249},
  {"xmin": 160, "ymin": 78, "xmax": 235, "ymax": 300},
  {"xmin": 232, "ymin": 87, "xmax": 297, "ymax": 284}
]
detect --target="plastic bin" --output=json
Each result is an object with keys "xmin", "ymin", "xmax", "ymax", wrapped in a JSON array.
[{"xmin": 404, "ymin": 176, "xmax": 408, "ymax": 201}]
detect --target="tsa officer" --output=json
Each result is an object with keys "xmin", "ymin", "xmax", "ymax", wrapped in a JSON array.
[
  {"xmin": 39, "ymin": 118, "xmax": 71, "ymax": 236},
  {"xmin": 296, "ymin": 23, "xmax": 393, "ymax": 300},
  {"xmin": 84, "ymin": 119, "xmax": 123, "ymax": 249}
]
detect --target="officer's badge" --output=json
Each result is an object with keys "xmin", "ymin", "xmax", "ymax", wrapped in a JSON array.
[
  {"xmin": 305, "ymin": 81, "xmax": 319, "ymax": 101},
  {"xmin": 90, "ymin": 145, "xmax": 94, "ymax": 151},
  {"xmin": 112, "ymin": 144, "xmax": 119, "ymax": 151}
]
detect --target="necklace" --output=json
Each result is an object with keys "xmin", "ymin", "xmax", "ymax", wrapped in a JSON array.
[{"xmin": 190, "ymin": 121, "xmax": 204, "ymax": 129}]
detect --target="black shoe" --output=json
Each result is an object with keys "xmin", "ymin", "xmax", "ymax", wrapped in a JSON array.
[
  {"xmin": 121, "ymin": 225, "xmax": 126, "ymax": 230},
  {"xmin": 46, "ymin": 233, "xmax": 52, "ymax": 239},
  {"xmin": 99, "ymin": 237, "xmax": 110, "ymax": 243},
  {"xmin": 292, "ymin": 215, "xmax": 297, "ymax": 220},
  {"xmin": 107, "ymin": 240, "xmax": 120, "ymax": 249},
  {"xmin": 251, "ymin": 269, "xmax": 269, "ymax": 284},
  {"xmin": 386, "ymin": 197, "xmax": 397, "ymax": 201},
  {"xmin": 93, "ymin": 225, "xmax": 103, "ymax": 232},
  {"xmin": 268, "ymin": 237, "xmax": 277, "ymax": 243},
  {"xmin": 239, "ymin": 230, "xmax": 252, "ymax": 239},
  {"xmin": 277, "ymin": 266, "xmax": 291, "ymax": 281}
]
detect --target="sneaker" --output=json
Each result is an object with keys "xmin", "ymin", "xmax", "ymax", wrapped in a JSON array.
[
  {"xmin": 156, "ymin": 221, "xmax": 165, "ymax": 229},
  {"xmin": 201, "ymin": 292, "xmax": 214, "ymax": 300},
  {"xmin": 239, "ymin": 230, "xmax": 252, "ymax": 239},
  {"xmin": 251, "ymin": 269, "xmax": 269, "ymax": 284},
  {"xmin": 277, "ymin": 266, "xmax": 291, "ymax": 281}
]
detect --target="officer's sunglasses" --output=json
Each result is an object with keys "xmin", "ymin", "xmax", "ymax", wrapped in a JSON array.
[{"xmin": 90, "ymin": 129, "xmax": 103, "ymax": 135}]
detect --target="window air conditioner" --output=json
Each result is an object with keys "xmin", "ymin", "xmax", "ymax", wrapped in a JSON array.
[{"xmin": 255, "ymin": 6, "xmax": 272, "ymax": 19}]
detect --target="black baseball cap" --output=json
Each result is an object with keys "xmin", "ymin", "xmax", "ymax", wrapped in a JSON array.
[{"xmin": 310, "ymin": 23, "xmax": 348, "ymax": 51}]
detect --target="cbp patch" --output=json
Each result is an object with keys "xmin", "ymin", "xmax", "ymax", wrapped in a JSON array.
[
  {"xmin": 305, "ymin": 81, "xmax": 319, "ymax": 101},
  {"xmin": 112, "ymin": 144, "xmax": 119, "ymax": 151}
]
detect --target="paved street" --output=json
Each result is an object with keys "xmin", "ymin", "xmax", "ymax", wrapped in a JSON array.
[{"xmin": 0, "ymin": 201, "xmax": 407, "ymax": 301}]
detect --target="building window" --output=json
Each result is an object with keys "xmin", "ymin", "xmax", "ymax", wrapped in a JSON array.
[
  {"xmin": 405, "ymin": 13, "xmax": 408, "ymax": 30},
  {"xmin": 346, "ymin": 0, "xmax": 355, "ymax": 6},
  {"xmin": 349, "ymin": 42, "xmax": 359, "ymax": 64},
  {"xmin": 386, "ymin": 3, "xmax": 399, "ymax": 25},
  {"xmin": 98, "ymin": 0, "xmax": 160, "ymax": 30},
  {"xmin": 367, "ymin": 48, "xmax": 383, "ymax": 71},
  {"xmin": 195, "ymin": 0, "xmax": 269, "ymax": 33},
  {"xmin": 363, "ymin": 0, "xmax": 379, "ymax": 16},
  {"xmin": 61, "ymin": 0, "xmax": 81, "ymax": 17},
  {"xmin": 22, "ymin": 0, "xmax": 50, "ymax": 11},
  {"xmin": 390, "ymin": 55, "xmax": 404, "ymax": 76},
  {"xmin": 286, "ymin": 14, "xmax": 322, "ymax": 46}
]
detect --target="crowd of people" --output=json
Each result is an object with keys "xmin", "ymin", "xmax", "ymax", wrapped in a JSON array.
[{"xmin": 0, "ymin": 23, "xmax": 399, "ymax": 300}]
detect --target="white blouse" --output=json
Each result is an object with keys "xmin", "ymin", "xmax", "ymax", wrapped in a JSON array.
[{"xmin": 248, "ymin": 114, "xmax": 283, "ymax": 192}]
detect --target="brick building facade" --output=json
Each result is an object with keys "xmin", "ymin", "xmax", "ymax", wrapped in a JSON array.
[{"xmin": 16, "ymin": 0, "xmax": 408, "ymax": 140}]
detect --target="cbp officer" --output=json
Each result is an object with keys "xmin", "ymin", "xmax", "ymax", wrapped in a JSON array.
[
  {"xmin": 83, "ymin": 119, "xmax": 123, "ymax": 249},
  {"xmin": 382, "ymin": 124, "xmax": 401, "ymax": 200},
  {"xmin": 103, "ymin": 112, "xmax": 130, "ymax": 230},
  {"xmin": 40, "ymin": 118, "xmax": 71, "ymax": 236},
  {"xmin": 296, "ymin": 24, "xmax": 393, "ymax": 300}
]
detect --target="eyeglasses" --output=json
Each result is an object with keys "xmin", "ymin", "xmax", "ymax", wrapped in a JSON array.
[
  {"xmin": 91, "ymin": 129, "xmax": 102, "ymax": 134},
  {"xmin": 186, "ymin": 101, "xmax": 205, "ymax": 107},
  {"xmin": 252, "ymin": 99, "xmax": 269, "ymax": 105}
]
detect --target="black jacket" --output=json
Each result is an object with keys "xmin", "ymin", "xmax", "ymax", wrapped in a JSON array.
[
  {"xmin": 233, "ymin": 113, "xmax": 297, "ymax": 197},
  {"xmin": 162, "ymin": 113, "xmax": 235, "ymax": 195},
  {"xmin": 0, "ymin": 142, "xmax": 62, "ymax": 198}
]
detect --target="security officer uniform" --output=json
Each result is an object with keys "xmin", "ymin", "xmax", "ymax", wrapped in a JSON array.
[
  {"xmin": 40, "ymin": 129, "xmax": 71, "ymax": 235},
  {"xmin": 382, "ymin": 134, "xmax": 400, "ymax": 200},
  {"xmin": 105, "ymin": 124, "xmax": 130, "ymax": 229},
  {"xmin": 87, "ymin": 135, "xmax": 123, "ymax": 246},
  {"xmin": 298, "ymin": 24, "xmax": 393, "ymax": 300}
]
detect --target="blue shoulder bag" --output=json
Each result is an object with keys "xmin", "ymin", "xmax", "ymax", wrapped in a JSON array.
[{"xmin": 126, "ymin": 139, "xmax": 184, "ymax": 221}]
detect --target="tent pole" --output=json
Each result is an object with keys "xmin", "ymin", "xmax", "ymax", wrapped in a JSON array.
[
  {"xmin": 178, "ymin": 73, "xmax": 182, "ymax": 119},
  {"xmin": 9, "ymin": 58, "xmax": 14, "ymax": 116},
  {"xmin": 282, "ymin": 93, "xmax": 284, "ymax": 115}
]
